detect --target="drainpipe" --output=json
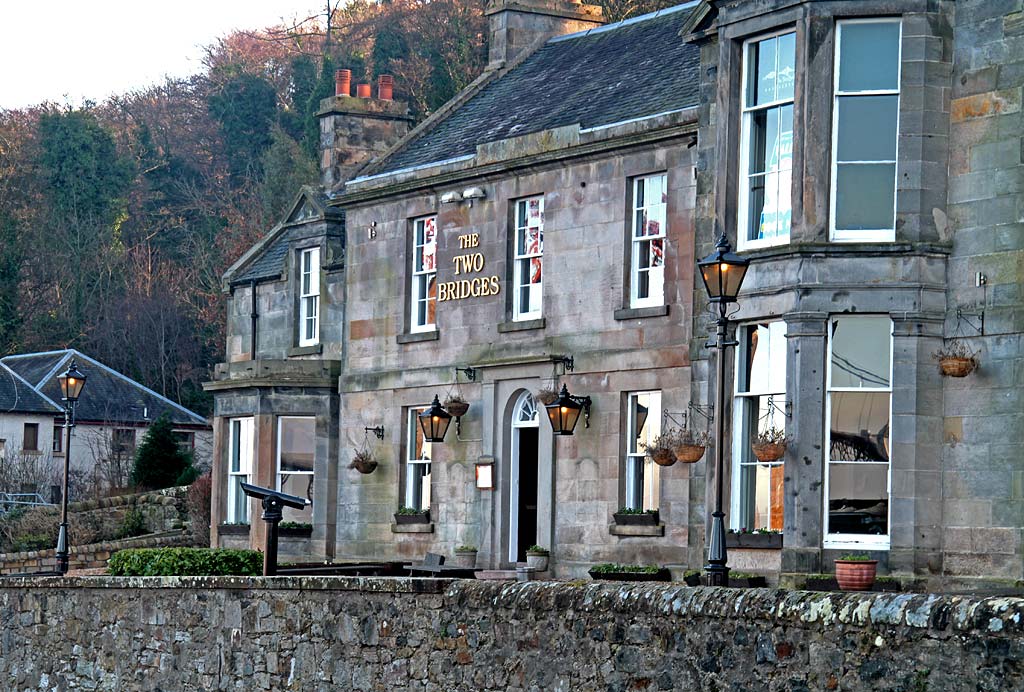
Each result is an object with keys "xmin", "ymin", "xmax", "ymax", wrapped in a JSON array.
[{"xmin": 250, "ymin": 280, "xmax": 259, "ymax": 359}]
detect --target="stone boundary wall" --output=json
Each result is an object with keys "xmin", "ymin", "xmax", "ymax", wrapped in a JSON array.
[
  {"xmin": 0, "ymin": 578, "xmax": 1022, "ymax": 691},
  {"xmin": 0, "ymin": 530, "xmax": 191, "ymax": 575}
]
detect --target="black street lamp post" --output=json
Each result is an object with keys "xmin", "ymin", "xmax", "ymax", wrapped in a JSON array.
[
  {"xmin": 55, "ymin": 359, "xmax": 87, "ymax": 575},
  {"xmin": 697, "ymin": 233, "xmax": 749, "ymax": 586}
]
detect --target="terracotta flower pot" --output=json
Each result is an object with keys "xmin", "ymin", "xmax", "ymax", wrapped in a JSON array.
[
  {"xmin": 752, "ymin": 441, "xmax": 786, "ymax": 462},
  {"xmin": 835, "ymin": 559, "xmax": 877, "ymax": 591},
  {"xmin": 650, "ymin": 448, "xmax": 677, "ymax": 467},
  {"xmin": 675, "ymin": 443, "xmax": 706, "ymax": 463},
  {"xmin": 938, "ymin": 356, "xmax": 976, "ymax": 377}
]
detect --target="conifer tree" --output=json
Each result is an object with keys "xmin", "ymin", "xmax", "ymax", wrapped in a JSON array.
[{"xmin": 131, "ymin": 413, "xmax": 195, "ymax": 490}]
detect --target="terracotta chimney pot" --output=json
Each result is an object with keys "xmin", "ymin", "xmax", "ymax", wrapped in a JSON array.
[
  {"xmin": 335, "ymin": 69, "xmax": 352, "ymax": 97},
  {"xmin": 356, "ymin": 83, "xmax": 371, "ymax": 98},
  {"xmin": 377, "ymin": 75, "xmax": 394, "ymax": 100}
]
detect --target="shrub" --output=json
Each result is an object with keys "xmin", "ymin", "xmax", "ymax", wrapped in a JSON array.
[
  {"xmin": 107, "ymin": 547, "xmax": 262, "ymax": 576},
  {"xmin": 590, "ymin": 563, "xmax": 661, "ymax": 574},
  {"xmin": 130, "ymin": 414, "xmax": 195, "ymax": 490},
  {"xmin": 396, "ymin": 506, "xmax": 428, "ymax": 515},
  {"xmin": 616, "ymin": 507, "xmax": 658, "ymax": 515},
  {"xmin": 116, "ymin": 508, "xmax": 148, "ymax": 539},
  {"xmin": 526, "ymin": 545, "xmax": 549, "ymax": 555}
]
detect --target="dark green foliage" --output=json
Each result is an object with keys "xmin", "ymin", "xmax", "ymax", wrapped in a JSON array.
[
  {"xmin": 260, "ymin": 126, "xmax": 318, "ymax": 221},
  {"xmin": 117, "ymin": 508, "xmax": 148, "ymax": 539},
  {"xmin": 616, "ymin": 507, "xmax": 658, "ymax": 515},
  {"xmin": 0, "ymin": 214, "xmax": 21, "ymax": 352},
  {"xmin": 302, "ymin": 55, "xmax": 335, "ymax": 158},
  {"xmin": 130, "ymin": 414, "xmax": 195, "ymax": 490},
  {"xmin": 207, "ymin": 72, "xmax": 279, "ymax": 178},
  {"xmin": 37, "ymin": 108, "xmax": 133, "ymax": 226},
  {"xmin": 590, "ymin": 563, "xmax": 662, "ymax": 574},
  {"xmin": 280, "ymin": 56, "xmax": 318, "ymax": 142},
  {"xmin": 107, "ymin": 547, "xmax": 262, "ymax": 576}
]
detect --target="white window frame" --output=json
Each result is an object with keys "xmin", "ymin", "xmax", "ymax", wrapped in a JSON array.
[
  {"xmin": 298, "ymin": 247, "xmax": 320, "ymax": 346},
  {"xmin": 630, "ymin": 174, "xmax": 668, "ymax": 308},
  {"xmin": 823, "ymin": 315, "xmax": 893, "ymax": 550},
  {"xmin": 227, "ymin": 417, "xmax": 253, "ymax": 524},
  {"xmin": 625, "ymin": 391, "xmax": 661, "ymax": 511},
  {"xmin": 404, "ymin": 407, "xmax": 432, "ymax": 510},
  {"xmin": 276, "ymin": 416, "xmax": 315, "ymax": 521},
  {"xmin": 512, "ymin": 196, "xmax": 544, "ymax": 321},
  {"xmin": 829, "ymin": 18, "xmax": 902, "ymax": 243},
  {"xmin": 737, "ymin": 28, "xmax": 796, "ymax": 250},
  {"xmin": 731, "ymin": 322, "xmax": 787, "ymax": 532},
  {"xmin": 410, "ymin": 216, "xmax": 438, "ymax": 333}
]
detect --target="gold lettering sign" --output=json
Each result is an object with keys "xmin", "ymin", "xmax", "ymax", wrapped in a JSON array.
[{"xmin": 439, "ymin": 233, "xmax": 501, "ymax": 302}]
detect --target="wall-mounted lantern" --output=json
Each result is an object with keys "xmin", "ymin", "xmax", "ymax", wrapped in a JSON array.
[
  {"xmin": 418, "ymin": 395, "xmax": 453, "ymax": 442},
  {"xmin": 475, "ymin": 456, "xmax": 495, "ymax": 490},
  {"xmin": 544, "ymin": 384, "xmax": 592, "ymax": 436}
]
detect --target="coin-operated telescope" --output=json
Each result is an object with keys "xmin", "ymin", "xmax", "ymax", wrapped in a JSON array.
[{"xmin": 240, "ymin": 482, "xmax": 309, "ymax": 576}]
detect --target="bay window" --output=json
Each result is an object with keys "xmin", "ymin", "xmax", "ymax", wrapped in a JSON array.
[
  {"xmin": 625, "ymin": 391, "xmax": 661, "ymax": 511},
  {"xmin": 410, "ymin": 216, "xmax": 438, "ymax": 332},
  {"xmin": 513, "ymin": 196, "xmax": 544, "ymax": 321},
  {"xmin": 825, "ymin": 316, "xmax": 892, "ymax": 547},
  {"xmin": 227, "ymin": 417, "xmax": 253, "ymax": 524},
  {"xmin": 630, "ymin": 175, "xmax": 667, "ymax": 307},
  {"xmin": 405, "ymin": 406, "xmax": 432, "ymax": 511},
  {"xmin": 277, "ymin": 416, "xmax": 314, "ymax": 523},
  {"xmin": 738, "ymin": 31, "xmax": 795, "ymax": 249},
  {"xmin": 298, "ymin": 247, "xmax": 320, "ymax": 346},
  {"xmin": 732, "ymin": 322, "xmax": 787, "ymax": 532},
  {"xmin": 830, "ymin": 19, "xmax": 901, "ymax": 241}
]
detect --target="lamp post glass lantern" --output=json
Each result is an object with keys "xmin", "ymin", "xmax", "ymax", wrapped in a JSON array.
[
  {"xmin": 697, "ymin": 233, "xmax": 749, "ymax": 586},
  {"xmin": 418, "ymin": 395, "xmax": 453, "ymax": 443},
  {"xmin": 544, "ymin": 384, "xmax": 591, "ymax": 436},
  {"xmin": 55, "ymin": 359, "xmax": 87, "ymax": 574}
]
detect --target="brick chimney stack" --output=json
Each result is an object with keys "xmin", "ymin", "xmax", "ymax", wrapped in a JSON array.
[{"xmin": 485, "ymin": 0, "xmax": 604, "ymax": 67}]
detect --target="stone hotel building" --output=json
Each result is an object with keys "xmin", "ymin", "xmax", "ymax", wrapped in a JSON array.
[{"xmin": 206, "ymin": 0, "xmax": 1024, "ymax": 587}]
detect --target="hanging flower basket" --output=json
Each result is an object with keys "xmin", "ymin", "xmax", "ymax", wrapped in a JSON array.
[
  {"xmin": 933, "ymin": 341, "xmax": 978, "ymax": 378},
  {"xmin": 536, "ymin": 387, "xmax": 559, "ymax": 405},
  {"xmin": 674, "ymin": 443, "xmax": 706, "ymax": 463},
  {"xmin": 349, "ymin": 449, "xmax": 378, "ymax": 474},
  {"xmin": 938, "ymin": 356, "xmax": 977, "ymax": 378},
  {"xmin": 645, "ymin": 428, "xmax": 709, "ymax": 467},
  {"xmin": 752, "ymin": 441, "xmax": 786, "ymax": 462},
  {"xmin": 752, "ymin": 427, "xmax": 787, "ymax": 463},
  {"xmin": 444, "ymin": 397, "xmax": 470, "ymax": 418}
]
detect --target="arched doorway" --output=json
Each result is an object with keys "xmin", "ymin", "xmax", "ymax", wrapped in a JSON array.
[{"xmin": 509, "ymin": 391, "xmax": 539, "ymax": 563}]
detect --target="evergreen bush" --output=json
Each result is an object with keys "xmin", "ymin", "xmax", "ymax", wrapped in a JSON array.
[
  {"xmin": 130, "ymin": 414, "xmax": 195, "ymax": 490},
  {"xmin": 107, "ymin": 547, "xmax": 262, "ymax": 576}
]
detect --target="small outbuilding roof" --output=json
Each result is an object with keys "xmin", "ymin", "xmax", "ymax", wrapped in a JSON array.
[
  {"xmin": 1, "ymin": 350, "xmax": 208, "ymax": 426},
  {"xmin": 364, "ymin": 2, "xmax": 701, "ymax": 178}
]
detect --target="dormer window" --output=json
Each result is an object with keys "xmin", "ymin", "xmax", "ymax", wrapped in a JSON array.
[
  {"xmin": 298, "ymin": 247, "xmax": 320, "ymax": 346},
  {"xmin": 738, "ymin": 30, "xmax": 795, "ymax": 250}
]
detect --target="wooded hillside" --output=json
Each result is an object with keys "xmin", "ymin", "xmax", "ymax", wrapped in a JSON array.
[{"xmin": 0, "ymin": 0, "xmax": 673, "ymax": 414}]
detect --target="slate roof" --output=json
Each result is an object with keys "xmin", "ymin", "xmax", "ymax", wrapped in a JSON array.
[
  {"xmin": 1, "ymin": 350, "xmax": 208, "ymax": 426},
  {"xmin": 0, "ymin": 363, "xmax": 61, "ymax": 415},
  {"xmin": 370, "ymin": 2, "xmax": 701, "ymax": 176},
  {"xmin": 234, "ymin": 228, "xmax": 294, "ymax": 283}
]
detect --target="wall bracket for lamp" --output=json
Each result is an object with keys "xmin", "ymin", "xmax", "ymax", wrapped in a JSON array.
[
  {"xmin": 364, "ymin": 426, "xmax": 385, "ymax": 440},
  {"xmin": 551, "ymin": 355, "xmax": 575, "ymax": 374},
  {"xmin": 455, "ymin": 366, "xmax": 477, "ymax": 382}
]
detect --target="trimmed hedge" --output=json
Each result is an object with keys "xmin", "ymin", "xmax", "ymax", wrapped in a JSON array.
[{"xmin": 107, "ymin": 548, "xmax": 262, "ymax": 577}]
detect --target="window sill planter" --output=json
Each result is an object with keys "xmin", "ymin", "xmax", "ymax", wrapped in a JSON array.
[
  {"xmin": 726, "ymin": 532, "xmax": 783, "ymax": 550},
  {"xmin": 609, "ymin": 523, "xmax": 665, "ymax": 537},
  {"xmin": 835, "ymin": 559, "xmax": 878, "ymax": 591},
  {"xmin": 588, "ymin": 566, "xmax": 672, "ymax": 582},
  {"xmin": 218, "ymin": 523, "xmax": 250, "ymax": 536},
  {"xmin": 613, "ymin": 510, "xmax": 659, "ymax": 526},
  {"xmin": 278, "ymin": 524, "xmax": 313, "ymax": 538},
  {"xmin": 394, "ymin": 511, "xmax": 430, "ymax": 525},
  {"xmin": 728, "ymin": 574, "xmax": 768, "ymax": 588}
]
